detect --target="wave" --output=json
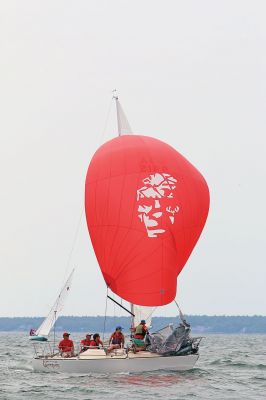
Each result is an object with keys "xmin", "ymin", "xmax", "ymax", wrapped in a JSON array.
[{"xmin": 209, "ymin": 358, "xmax": 266, "ymax": 369}]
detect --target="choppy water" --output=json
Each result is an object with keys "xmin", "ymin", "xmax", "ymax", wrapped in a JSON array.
[{"xmin": 0, "ymin": 332, "xmax": 265, "ymax": 399}]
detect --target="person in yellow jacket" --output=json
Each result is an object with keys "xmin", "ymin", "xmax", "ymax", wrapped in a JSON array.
[
  {"xmin": 131, "ymin": 320, "xmax": 148, "ymax": 352},
  {"xmin": 133, "ymin": 320, "xmax": 148, "ymax": 339}
]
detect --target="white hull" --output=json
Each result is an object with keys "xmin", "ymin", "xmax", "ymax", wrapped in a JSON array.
[{"xmin": 32, "ymin": 351, "xmax": 199, "ymax": 374}]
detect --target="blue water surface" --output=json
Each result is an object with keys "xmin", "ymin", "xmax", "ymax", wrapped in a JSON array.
[{"xmin": 1, "ymin": 332, "xmax": 265, "ymax": 399}]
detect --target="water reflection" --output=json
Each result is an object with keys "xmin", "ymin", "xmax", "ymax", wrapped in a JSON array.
[{"xmin": 113, "ymin": 370, "xmax": 204, "ymax": 387}]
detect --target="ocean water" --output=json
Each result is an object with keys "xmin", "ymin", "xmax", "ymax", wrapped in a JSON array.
[{"xmin": 0, "ymin": 332, "xmax": 265, "ymax": 399}]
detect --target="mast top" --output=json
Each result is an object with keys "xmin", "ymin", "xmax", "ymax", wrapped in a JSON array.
[{"xmin": 112, "ymin": 88, "xmax": 118, "ymax": 101}]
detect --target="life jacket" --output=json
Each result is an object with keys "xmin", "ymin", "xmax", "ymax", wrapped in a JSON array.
[
  {"xmin": 111, "ymin": 332, "xmax": 123, "ymax": 345},
  {"xmin": 135, "ymin": 324, "xmax": 146, "ymax": 336}
]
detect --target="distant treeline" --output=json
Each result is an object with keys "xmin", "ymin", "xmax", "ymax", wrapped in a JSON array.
[{"xmin": 0, "ymin": 315, "xmax": 265, "ymax": 334}]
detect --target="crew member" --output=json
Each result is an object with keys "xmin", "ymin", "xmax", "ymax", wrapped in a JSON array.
[
  {"xmin": 90, "ymin": 333, "xmax": 103, "ymax": 348},
  {"xmin": 80, "ymin": 333, "xmax": 92, "ymax": 352},
  {"xmin": 58, "ymin": 332, "xmax": 74, "ymax": 357},
  {"xmin": 133, "ymin": 320, "xmax": 148, "ymax": 340},
  {"xmin": 108, "ymin": 326, "xmax": 125, "ymax": 353}
]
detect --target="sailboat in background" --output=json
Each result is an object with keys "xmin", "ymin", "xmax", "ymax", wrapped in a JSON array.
[
  {"xmin": 29, "ymin": 269, "xmax": 74, "ymax": 342},
  {"xmin": 32, "ymin": 95, "xmax": 209, "ymax": 373}
]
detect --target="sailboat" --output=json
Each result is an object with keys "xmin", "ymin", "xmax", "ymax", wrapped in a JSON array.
[
  {"xmin": 32, "ymin": 95, "xmax": 209, "ymax": 373},
  {"xmin": 29, "ymin": 269, "xmax": 74, "ymax": 342}
]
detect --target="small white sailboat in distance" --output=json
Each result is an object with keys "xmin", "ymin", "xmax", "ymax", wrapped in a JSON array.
[{"xmin": 29, "ymin": 269, "xmax": 74, "ymax": 341}]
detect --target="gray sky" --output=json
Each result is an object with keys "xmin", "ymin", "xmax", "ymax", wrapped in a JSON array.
[{"xmin": 0, "ymin": 1, "xmax": 265, "ymax": 317}]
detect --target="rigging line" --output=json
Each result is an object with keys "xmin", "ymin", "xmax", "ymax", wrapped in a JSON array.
[
  {"xmin": 61, "ymin": 97, "xmax": 112, "ymax": 284},
  {"xmin": 97, "ymin": 96, "xmax": 114, "ymax": 147},
  {"xmin": 174, "ymin": 300, "xmax": 185, "ymax": 322},
  {"xmin": 53, "ymin": 310, "xmax": 57, "ymax": 354},
  {"xmin": 54, "ymin": 268, "xmax": 75, "ymax": 312},
  {"xmin": 103, "ymin": 287, "xmax": 109, "ymax": 342},
  {"xmin": 145, "ymin": 307, "xmax": 157, "ymax": 322},
  {"xmin": 63, "ymin": 209, "xmax": 84, "ymax": 281},
  {"xmin": 46, "ymin": 201, "xmax": 82, "ymax": 308}
]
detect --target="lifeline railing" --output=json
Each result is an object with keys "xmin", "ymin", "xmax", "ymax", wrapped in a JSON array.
[{"xmin": 31, "ymin": 340, "xmax": 128, "ymax": 358}]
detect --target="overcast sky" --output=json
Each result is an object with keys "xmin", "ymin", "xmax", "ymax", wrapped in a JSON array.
[{"xmin": 0, "ymin": 1, "xmax": 265, "ymax": 317}]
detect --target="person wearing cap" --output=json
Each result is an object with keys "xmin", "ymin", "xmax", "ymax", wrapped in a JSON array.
[
  {"xmin": 58, "ymin": 332, "xmax": 74, "ymax": 357},
  {"xmin": 130, "ymin": 320, "xmax": 149, "ymax": 352},
  {"xmin": 90, "ymin": 333, "xmax": 103, "ymax": 348},
  {"xmin": 80, "ymin": 334, "xmax": 92, "ymax": 352},
  {"xmin": 107, "ymin": 326, "xmax": 125, "ymax": 353},
  {"xmin": 133, "ymin": 320, "xmax": 148, "ymax": 340}
]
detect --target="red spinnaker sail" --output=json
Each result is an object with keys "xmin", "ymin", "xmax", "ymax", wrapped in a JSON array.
[{"xmin": 85, "ymin": 135, "xmax": 209, "ymax": 306}]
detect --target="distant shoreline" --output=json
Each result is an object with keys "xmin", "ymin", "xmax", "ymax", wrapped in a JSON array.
[{"xmin": 0, "ymin": 315, "xmax": 265, "ymax": 334}]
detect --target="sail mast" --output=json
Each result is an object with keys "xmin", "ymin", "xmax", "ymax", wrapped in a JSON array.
[
  {"xmin": 113, "ymin": 90, "xmax": 134, "ymax": 328},
  {"xmin": 130, "ymin": 303, "xmax": 135, "ymax": 331}
]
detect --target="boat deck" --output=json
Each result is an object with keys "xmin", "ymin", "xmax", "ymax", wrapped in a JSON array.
[{"xmin": 43, "ymin": 349, "xmax": 162, "ymax": 361}]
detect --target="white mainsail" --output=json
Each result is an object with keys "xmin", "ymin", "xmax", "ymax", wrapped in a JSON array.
[
  {"xmin": 35, "ymin": 269, "xmax": 74, "ymax": 337},
  {"xmin": 114, "ymin": 95, "xmax": 132, "ymax": 136},
  {"xmin": 132, "ymin": 305, "xmax": 156, "ymax": 328}
]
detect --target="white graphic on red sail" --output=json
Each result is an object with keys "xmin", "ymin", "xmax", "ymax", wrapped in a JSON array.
[{"xmin": 137, "ymin": 173, "xmax": 179, "ymax": 238}]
